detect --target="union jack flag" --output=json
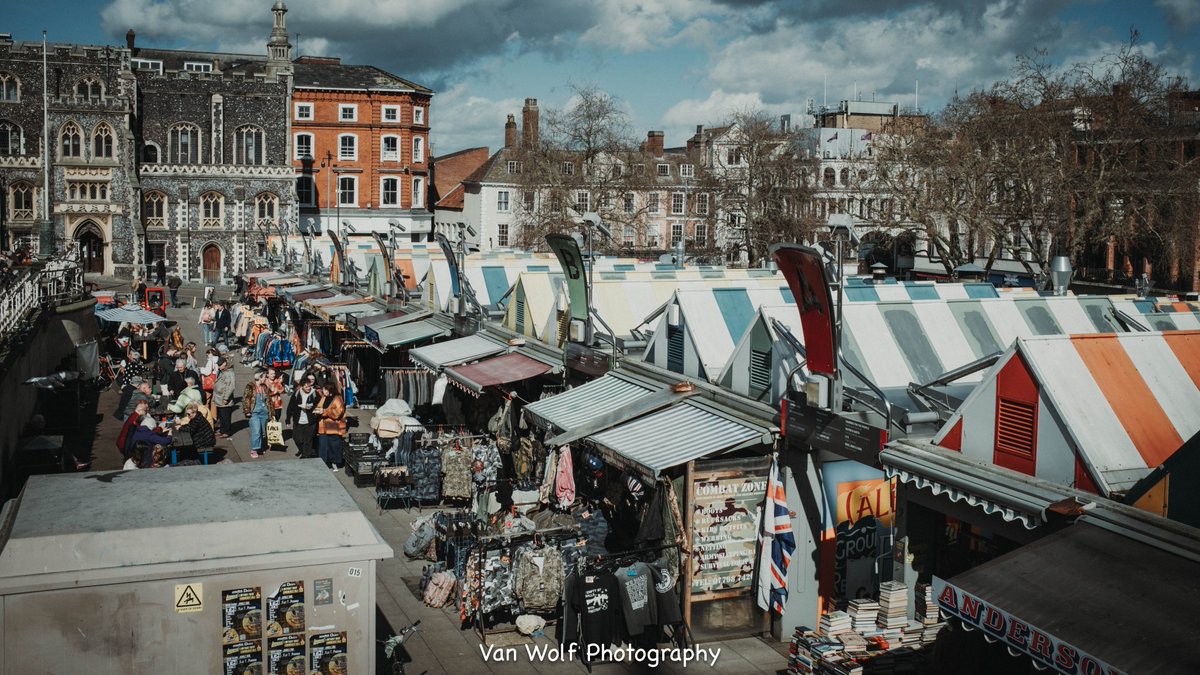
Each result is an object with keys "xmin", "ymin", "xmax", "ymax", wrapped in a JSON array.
[{"xmin": 756, "ymin": 456, "xmax": 795, "ymax": 614}]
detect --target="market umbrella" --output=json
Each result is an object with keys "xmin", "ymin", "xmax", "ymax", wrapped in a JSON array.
[
  {"xmin": 367, "ymin": 255, "xmax": 386, "ymax": 298},
  {"xmin": 95, "ymin": 305, "xmax": 168, "ymax": 325}
]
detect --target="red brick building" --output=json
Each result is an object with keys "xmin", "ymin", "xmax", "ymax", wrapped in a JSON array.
[{"xmin": 291, "ymin": 56, "xmax": 433, "ymax": 242}]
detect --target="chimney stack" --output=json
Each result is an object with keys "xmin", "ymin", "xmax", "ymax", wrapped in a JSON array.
[
  {"xmin": 780, "ymin": 114, "xmax": 791, "ymax": 133},
  {"xmin": 521, "ymin": 98, "xmax": 539, "ymax": 149},
  {"xmin": 126, "ymin": 29, "xmax": 136, "ymax": 52},
  {"xmin": 646, "ymin": 130, "xmax": 664, "ymax": 158},
  {"xmin": 504, "ymin": 114, "xmax": 517, "ymax": 148}
]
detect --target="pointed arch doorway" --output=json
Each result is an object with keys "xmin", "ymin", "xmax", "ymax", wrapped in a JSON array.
[
  {"xmin": 201, "ymin": 244, "xmax": 223, "ymax": 283},
  {"xmin": 74, "ymin": 221, "xmax": 105, "ymax": 274}
]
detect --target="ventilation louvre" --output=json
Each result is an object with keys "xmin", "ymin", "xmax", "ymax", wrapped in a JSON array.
[{"xmin": 996, "ymin": 398, "xmax": 1036, "ymax": 458}]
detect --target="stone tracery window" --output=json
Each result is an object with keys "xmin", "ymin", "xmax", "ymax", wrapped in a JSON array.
[
  {"xmin": 0, "ymin": 72, "xmax": 19, "ymax": 102},
  {"xmin": 144, "ymin": 192, "xmax": 167, "ymax": 228},
  {"xmin": 201, "ymin": 192, "xmax": 223, "ymax": 227},
  {"xmin": 255, "ymin": 193, "xmax": 278, "ymax": 228},
  {"xmin": 60, "ymin": 121, "xmax": 82, "ymax": 158},
  {"xmin": 93, "ymin": 123, "xmax": 114, "ymax": 159},
  {"xmin": 170, "ymin": 123, "xmax": 201, "ymax": 164},
  {"xmin": 8, "ymin": 182, "xmax": 34, "ymax": 221},
  {"xmin": 0, "ymin": 120, "xmax": 21, "ymax": 156},
  {"xmin": 75, "ymin": 78, "xmax": 104, "ymax": 101},
  {"xmin": 236, "ymin": 125, "xmax": 265, "ymax": 165}
]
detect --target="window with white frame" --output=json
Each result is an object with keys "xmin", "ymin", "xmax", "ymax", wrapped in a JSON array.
[
  {"xmin": 647, "ymin": 225, "xmax": 659, "ymax": 247},
  {"xmin": 560, "ymin": 161, "xmax": 574, "ymax": 176},
  {"xmin": 696, "ymin": 193, "xmax": 709, "ymax": 215},
  {"xmin": 294, "ymin": 103, "xmax": 313, "ymax": 121},
  {"xmin": 671, "ymin": 192, "xmax": 684, "ymax": 215},
  {"xmin": 647, "ymin": 192, "xmax": 659, "ymax": 214},
  {"xmin": 338, "ymin": 176, "xmax": 357, "ymax": 206},
  {"xmin": 506, "ymin": 160, "xmax": 521, "ymax": 174},
  {"xmin": 131, "ymin": 59, "xmax": 163, "ymax": 75},
  {"xmin": 412, "ymin": 136, "xmax": 424, "ymax": 163},
  {"xmin": 600, "ymin": 192, "xmax": 612, "ymax": 210},
  {"xmin": 339, "ymin": 104, "xmax": 357, "ymax": 122},
  {"xmin": 255, "ymin": 193, "xmax": 278, "ymax": 228},
  {"xmin": 623, "ymin": 192, "xmax": 635, "ymax": 214},
  {"xmin": 382, "ymin": 177, "xmax": 399, "ymax": 206},
  {"xmin": 575, "ymin": 191, "xmax": 589, "ymax": 212},
  {"xmin": 412, "ymin": 176, "xmax": 424, "ymax": 208},
  {"xmin": 657, "ymin": 163, "xmax": 670, "ymax": 177},
  {"xmin": 143, "ymin": 192, "xmax": 167, "ymax": 227},
  {"xmin": 296, "ymin": 176, "xmax": 316, "ymax": 206},
  {"xmin": 0, "ymin": 72, "xmax": 21, "ymax": 101},
  {"xmin": 382, "ymin": 135, "xmax": 399, "ymax": 161},
  {"xmin": 235, "ymin": 125, "xmax": 265, "ymax": 165},
  {"xmin": 294, "ymin": 133, "xmax": 313, "ymax": 160},
  {"xmin": 623, "ymin": 225, "xmax": 634, "ymax": 247},
  {"xmin": 497, "ymin": 190, "xmax": 510, "ymax": 212},
  {"xmin": 0, "ymin": 120, "xmax": 23, "ymax": 156},
  {"xmin": 338, "ymin": 134, "xmax": 357, "ymax": 160},
  {"xmin": 170, "ymin": 123, "xmax": 200, "ymax": 164},
  {"xmin": 59, "ymin": 122, "xmax": 81, "ymax": 158},
  {"xmin": 671, "ymin": 222, "xmax": 683, "ymax": 245},
  {"xmin": 414, "ymin": 107, "xmax": 426, "ymax": 125},
  {"xmin": 200, "ymin": 192, "xmax": 223, "ymax": 227},
  {"xmin": 694, "ymin": 222, "xmax": 708, "ymax": 247},
  {"xmin": 382, "ymin": 106, "xmax": 399, "ymax": 123},
  {"xmin": 522, "ymin": 192, "xmax": 534, "ymax": 211},
  {"xmin": 680, "ymin": 163, "xmax": 694, "ymax": 178},
  {"xmin": 184, "ymin": 61, "xmax": 213, "ymax": 73},
  {"xmin": 497, "ymin": 223, "xmax": 509, "ymax": 247}
]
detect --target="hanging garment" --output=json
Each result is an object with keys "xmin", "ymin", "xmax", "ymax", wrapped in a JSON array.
[
  {"xmin": 472, "ymin": 442, "xmax": 502, "ymax": 490},
  {"xmin": 441, "ymin": 444, "xmax": 473, "ymax": 500},
  {"xmin": 432, "ymin": 374, "xmax": 448, "ymax": 405},
  {"xmin": 514, "ymin": 544, "xmax": 565, "ymax": 613},
  {"xmin": 513, "ymin": 437, "xmax": 537, "ymax": 488},
  {"xmin": 614, "ymin": 562, "xmax": 658, "ymax": 637},
  {"xmin": 479, "ymin": 550, "xmax": 517, "ymax": 615},
  {"xmin": 539, "ymin": 444, "xmax": 558, "ymax": 505},
  {"xmin": 555, "ymin": 445, "xmax": 575, "ymax": 509}
]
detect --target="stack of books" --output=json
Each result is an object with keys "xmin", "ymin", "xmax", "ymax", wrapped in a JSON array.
[
  {"xmin": 921, "ymin": 622, "xmax": 946, "ymax": 644},
  {"xmin": 848, "ymin": 599, "xmax": 880, "ymax": 632},
  {"xmin": 901, "ymin": 620, "xmax": 924, "ymax": 646},
  {"xmin": 915, "ymin": 583, "xmax": 940, "ymax": 624},
  {"xmin": 820, "ymin": 610, "xmax": 853, "ymax": 636},
  {"xmin": 877, "ymin": 581, "xmax": 910, "ymax": 630}
]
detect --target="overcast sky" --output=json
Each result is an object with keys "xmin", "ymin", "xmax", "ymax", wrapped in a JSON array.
[{"xmin": 6, "ymin": 0, "xmax": 1198, "ymax": 156}]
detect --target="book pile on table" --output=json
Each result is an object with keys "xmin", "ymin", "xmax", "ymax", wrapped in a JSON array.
[
  {"xmin": 901, "ymin": 621, "xmax": 924, "ymax": 646},
  {"xmin": 915, "ymin": 583, "xmax": 940, "ymax": 624},
  {"xmin": 820, "ymin": 610, "xmax": 853, "ymax": 637},
  {"xmin": 788, "ymin": 627, "xmax": 844, "ymax": 674},
  {"xmin": 920, "ymin": 622, "xmax": 945, "ymax": 644},
  {"xmin": 877, "ymin": 581, "xmax": 909, "ymax": 630},
  {"xmin": 849, "ymin": 599, "xmax": 880, "ymax": 632},
  {"xmin": 841, "ymin": 631, "xmax": 869, "ymax": 655}
]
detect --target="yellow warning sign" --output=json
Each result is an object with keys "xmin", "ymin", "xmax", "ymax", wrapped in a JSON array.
[{"xmin": 175, "ymin": 583, "xmax": 204, "ymax": 613}]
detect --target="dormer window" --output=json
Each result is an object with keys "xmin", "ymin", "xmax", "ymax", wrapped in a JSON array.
[
  {"xmin": 184, "ymin": 62, "xmax": 213, "ymax": 73},
  {"xmin": 131, "ymin": 59, "xmax": 163, "ymax": 75}
]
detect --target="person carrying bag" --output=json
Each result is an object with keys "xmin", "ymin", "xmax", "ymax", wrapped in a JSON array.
[{"xmin": 314, "ymin": 381, "xmax": 346, "ymax": 472}]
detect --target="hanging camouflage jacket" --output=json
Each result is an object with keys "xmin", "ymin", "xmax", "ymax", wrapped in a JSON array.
[
  {"xmin": 441, "ymin": 444, "xmax": 473, "ymax": 499},
  {"xmin": 513, "ymin": 544, "xmax": 564, "ymax": 613}
]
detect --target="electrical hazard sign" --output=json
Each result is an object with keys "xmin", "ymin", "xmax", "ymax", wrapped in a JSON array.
[{"xmin": 175, "ymin": 583, "xmax": 204, "ymax": 613}]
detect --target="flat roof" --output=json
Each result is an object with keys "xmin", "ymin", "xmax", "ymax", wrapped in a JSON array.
[{"xmin": 0, "ymin": 461, "xmax": 392, "ymax": 593}]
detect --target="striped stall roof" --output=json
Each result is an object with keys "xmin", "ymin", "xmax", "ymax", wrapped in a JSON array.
[
  {"xmin": 1017, "ymin": 331, "xmax": 1200, "ymax": 494},
  {"xmin": 843, "ymin": 280, "xmax": 999, "ymax": 302},
  {"xmin": 841, "ymin": 295, "xmax": 1125, "ymax": 389},
  {"xmin": 524, "ymin": 372, "xmax": 658, "ymax": 431},
  {"xmin": 408, "ymin": 334, "xmax": 508, "ymax": 373}
]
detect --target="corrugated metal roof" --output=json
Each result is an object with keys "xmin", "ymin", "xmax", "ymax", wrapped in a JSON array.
[
  {"xmin": 588, "ymin": 400, "xmax": 773, "ymax": 478},
  {"xmin": 525, "ymin": 372, "xmax": 658, "ymax": 431},
  {"xmin": 372, "ymin": 318, "xmax": 451, "ymax": 351},
  {"xmin": 322, "ymin": 302, "xmax": 383, "ymax": 318},
  {"xmin": 1020, "ymin": 331, "xmax": 1200, "ymax": 494},
  {"xmin": 408, "ymin": 334, "xmax": 507, "ymax": 372}
]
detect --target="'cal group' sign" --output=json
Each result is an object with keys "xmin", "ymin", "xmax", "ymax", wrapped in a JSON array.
[{"xmin": 932, "ymin": 577, "xmax": 1126, "ymax": 675}]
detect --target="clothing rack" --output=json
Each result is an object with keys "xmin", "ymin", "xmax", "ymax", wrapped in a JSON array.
[{"xmin": 473, "ymin": 526, "xmax": 581, "ymax": 644}]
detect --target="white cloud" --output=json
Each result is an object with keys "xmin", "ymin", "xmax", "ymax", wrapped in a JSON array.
[
  {"xmin": 429, "ymin": 84, "xmax": 525, "ymax": 154},
  {"xmin": 1156, "ymin": 0, "xmax": 1200, "ymax": 29}
]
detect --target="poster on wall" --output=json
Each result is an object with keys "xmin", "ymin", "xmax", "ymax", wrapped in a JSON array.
[
  {"xmin": 691, "ymin": 457, "xmax": 771, "ymax": 596},
  {"xmin": 818, "ymin": 460, "xmax": 896, "ymax": 610},
  {"xmin": 309, "ymin": 631, "xmax": 348, "ymax": 675},
  {"xmin": 267, "ymin": 634, "xmax": 306, "ymax": 675},
  {"xmin": 222, "ymin": 587, "xmax": 263, "ymax": 644},
  {"xmin": 222, "ymin": 639, "xmax": 262, "ymax": 675},
  {"xmin": 266, "ymin": 581, "xmax": 305, "ymax": 636}
]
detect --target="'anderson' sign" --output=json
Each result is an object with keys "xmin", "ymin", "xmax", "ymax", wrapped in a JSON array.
[{"xmin": 932, "ymin": 577, "xmax": 1127, "ymax": 675}]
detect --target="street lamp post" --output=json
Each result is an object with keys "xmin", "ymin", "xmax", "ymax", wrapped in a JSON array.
[{"xmin": 580, "ymin": 212, "xmax": 611, "ymax": 345}]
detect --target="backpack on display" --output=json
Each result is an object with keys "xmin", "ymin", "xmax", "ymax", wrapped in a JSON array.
[{"xmin": 403, "ymin": 518, "xmax": 437, "ymax": 559}]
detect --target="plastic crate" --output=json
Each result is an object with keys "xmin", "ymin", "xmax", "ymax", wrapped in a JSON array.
[{"xmin": 347, "ymin": 432, "xmax": 371, "ymax": 446}]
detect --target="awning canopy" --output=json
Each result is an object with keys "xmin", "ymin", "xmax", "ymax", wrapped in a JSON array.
[
  {"xmin": 95, "ymin": 305, "xmax": 167, "ymax": 325},
  {"xmin": 320, "ymin": 302, "xmax": 383, "ymax": 319},
  {"xmin": 370, "ymin": 319, "xmax": 451, "ymax": 351},
  {"xmin": 353, "ymin": 310, "xmax": 412, "ymax": 330},
  {"xmin": 409, "ymin": 334, "xmax": 507, "ymax": 373},
  {"xmin": 281, "ymin": 283, "xmax": 329, "ymax": 298},
  {"xmin": 524, "ymin": 372, "xmax": 658, "ymax": 431},
  {"xmin": 291, "ymin": 289, "xmax": 336, "ymax": 303},
  {"xmin": 934, "ymin": 521, "xmax": 1200, "ymax": 674},
  {"xmin": 445, "ymin": 352, "xmax": 554, "ymax": 396},
  {"xmin": 262, "ymin": 275, "xmax": 306, "ymax": 287},
  {"xmin": 587, "ymin": 399, "xmax": 774, "ymax": 480}
]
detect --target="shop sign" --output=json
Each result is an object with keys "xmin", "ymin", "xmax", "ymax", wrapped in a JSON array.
[
  {"xmin": 787, "ymin": 404, "xmax": 887, "ymax": 467},
  {"xmin": 691, "ymin": 458, "xmax": 770, "ymax": 596},
  {"xmin": 932, "ymin": 577, "xmax": 1128, "ymax": 675}
]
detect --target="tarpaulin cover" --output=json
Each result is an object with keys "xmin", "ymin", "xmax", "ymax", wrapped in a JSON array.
[{"xmin": 445, "ymin": 352, "xmax": 553, "ymax": 394}]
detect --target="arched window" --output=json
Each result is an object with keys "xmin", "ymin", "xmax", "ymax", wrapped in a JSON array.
[
  {"xmin": 201, "ymin": 192, "xmax": 223, "ymax": 227},
  {"xmin": 822, "ymin": 167, "xmax": 835, "ymax": 188},
  {"xmin": 255, "ymin": 193, "xmax": 278, "ymax": 227},
  {"xmin": 92, "ymin": 123, "xmax": 114, "ymax": 159},
  {"xmin": 143, "ymin": 142, "xmax": 160, "ymax": 164},
  {"xmin": 60, "ymin": 122, "xmax": 82, "ymax": 158},
  {"xmin": 8, "ymin": 182, "xmax": 34, "ymax": 221},
  {"xmin": 0, "ymin": 72, "xmax": 19, "ymax": 102},
  {"xmin": 169, "ymin": 123, "xmax": 201, "ymax": 164},
  {"xmin": 75, "ymin": 77, "xmax": 104, "ymax": 101},
  {"xmin": 143, "ymin": 192, "xmax": 167, "ymax": 228},
  {"xmin": 235, "ymin": 125, "xmax": 265, "ymax": 165},
  {"xmin": 0, "ymin": 120, "xmax": 22, "ymax": 156},
  {"xmin": 839, "ymin": 168, "xmax": 849, "ymax": 186}
]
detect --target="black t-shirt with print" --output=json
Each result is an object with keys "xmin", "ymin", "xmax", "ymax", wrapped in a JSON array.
[
  {"xmin": 574, "ymin": 571, "xmax": 622, "ymax": 649},
  {"xmin": 647, "ymin": 559, "xmax": 682, "ymax": 625}
]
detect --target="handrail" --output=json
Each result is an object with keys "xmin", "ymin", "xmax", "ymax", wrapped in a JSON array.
[{"xmin": 0, "ymin": 251, "xmax": 85, "ymax": 343}]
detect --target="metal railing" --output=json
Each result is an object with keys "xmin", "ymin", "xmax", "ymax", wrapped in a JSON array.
[{"xmin": 0, "ymin": 251, "xmax": 85, "ymax": 342}]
